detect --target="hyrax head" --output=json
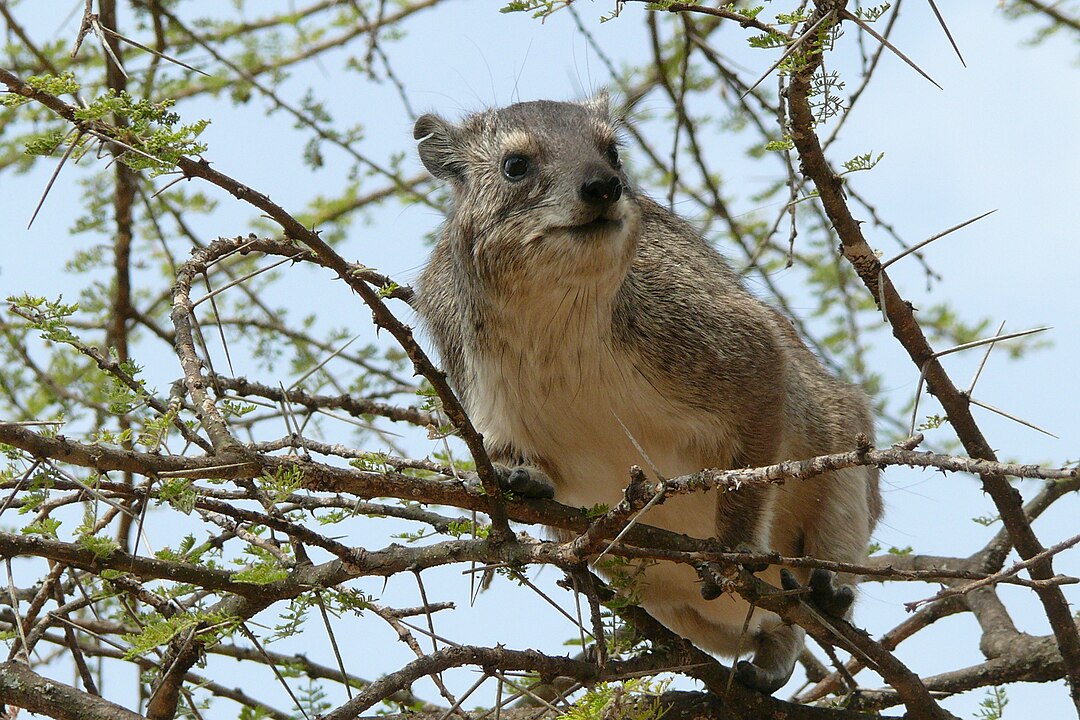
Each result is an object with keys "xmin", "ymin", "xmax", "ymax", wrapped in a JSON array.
[{"xmin": 414, "ymin": 95, "xmax": 640, "ymax": 288}]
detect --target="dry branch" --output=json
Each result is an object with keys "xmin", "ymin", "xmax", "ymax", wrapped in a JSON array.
[{"xmin": 781, "ymin": 3, "xmax": 1080, "ymax": 711}]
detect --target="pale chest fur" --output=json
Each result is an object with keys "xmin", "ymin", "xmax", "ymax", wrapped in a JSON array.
[
  {"xmin": 461, "ymin": 286, "xmax": 782, "ymax": 645},
  {"xmin": 462, "ymin": 284, "xmax": 739, "ymax": 541}
]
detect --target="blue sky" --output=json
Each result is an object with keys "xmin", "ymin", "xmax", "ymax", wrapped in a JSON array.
[{"xmin": 2, "ymin": 2, "xmax": 1078, "ymax": 717}]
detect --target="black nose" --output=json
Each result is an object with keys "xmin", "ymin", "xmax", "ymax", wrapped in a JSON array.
[{"xmin": 580, "ymin": 173, "xmax": 623, "ymax": 206}]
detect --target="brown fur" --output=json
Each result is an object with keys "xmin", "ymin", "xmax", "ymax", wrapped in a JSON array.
[{"xmin": 413, "ymin": 97, "xmax": 881, "ymax": 692}]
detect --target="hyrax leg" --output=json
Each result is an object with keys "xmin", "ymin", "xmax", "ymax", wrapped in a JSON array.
[
  {"xmin": 738, "ymin": 565, "xmax": 855, "ymax": 695},
  {"xmin": 732, "ymin": 569, "xmax": 853, "ymax": 694},
  {"xmin": 792, "ymin": 466, "xmax": 872, "ymax": 619},
  {"xmin": 735, "ymin": 466, "xmax": 872, "ymax": 691},
  {"xmin": 735, "ymin": 616, "xmax": 804, "ymax": 694}
]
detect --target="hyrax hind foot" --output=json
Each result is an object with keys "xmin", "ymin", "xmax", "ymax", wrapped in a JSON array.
[
  {"xmin": 734, "ymin": 621, "xmax": 802, "ymax": 694},
  {"xmin": 734, "ymin": 568, "xmax": 856, "ymax": 694},
  {"xmin": 494, "ymin": 463, "xmax": 556, "ymax": 499}
]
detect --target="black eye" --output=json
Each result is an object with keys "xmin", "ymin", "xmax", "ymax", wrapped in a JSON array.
[
  {"xmin": 502, "ymin": 154, "xmax": 530, "ymax": 181},
  {"xmin": 605, "ymin": 144, "xmax": 621, "ymax": 169}
]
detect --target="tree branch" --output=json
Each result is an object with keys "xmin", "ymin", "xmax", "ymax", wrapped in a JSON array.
[
  {"xmin": 0, "ymin": 660, "xmax": 144, "ymax": 720},
  {"xmin": 782, "ymin": 4, "xmax": 1080, "ymax": 711}
]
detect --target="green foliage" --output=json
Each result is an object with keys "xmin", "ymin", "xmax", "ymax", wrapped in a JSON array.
[
  {"xmin": 349, "ymin": 451, "xmax": 394, "ymax": 472},
  {"xmin": 232, "ymin": 561, "xmax": 290, "ymax": 585},
  {"xmin": 232, "ymin": 530, "xmax": 295, "ymax": 585},
  {"xmin": 764, "ymin": 137, "xmax": 795, "ymax": 152},
  {"xmin": 123, "ymin": 609, "xmax": 240, "ymax": 658},
  {"xmin": 841, "ymin": 151, "xmax": 885, "ymax": 174},
  {"xmin": 71, "ymin": 90, "xmax": 209, "ymax": 175},
  {"xmin": 137, "ymin": 407, "xmax": 178, "ymax": 450},
  {"xmin": 156, "ymin": 534, "xmax": 220, "ymax": 568},
  {"xmin": 585, "ymin": 503, "xmax": 611, "ymax": 520},
  {"xmin": 257, "ymin": 464, "xmax": 305, "ymax": 504},
  {"xmin": 1, "ymin": 72, "xmax": 78, "ymax": 107},
  {"xmin": 295, "ymin": 680, "xmax": 333, "ymax": 718},
  {"xmin": 500, "ymin": 0, "xmax": 573, "ymax": 18},
  {"xmin": 776, "ymin": 11, "xmax": 810, "ymax": 24},
  {"xmin": 21, "ymin": 517, "xmax": 61, "ymax": 538},
  {"xmin": 594, "ymin": 556, "xmax": 647, "ymax": 609},
  {"xmin": 0, "ymin": 94, "xmax": 31, "ymax": 108},
  {"xmin": 807, "ymin": 70, "xmax": 845, "ymax": 121},
  {"xmin": 158, "ymin": 478, "xmax": 199, "ymax": 514},
  {"xmin": 748, "ymin": 32, "xmax": 790, "ymax": 50},
  {"xmin": 15, "ymin": 464, "xmax": 58, "ymax": 515},
  {"xmin": 416, "ymin": 382, "xmax": 456, "ymax": 437},
  {"xmin": 377, "ymin": 281, "xmax": 401, "ymax": 298},
  {"xmin": 392, "ymin": 525, "xmax": 435, "ymax": 543},
  {"xmin": 447, "ymin": 518, "xmax": 490, "ymax": 539},
  {"xmin": 918, "ymin": 414, "xmax": 948, "ymax": 431},
  {"xmin": 24, "ymin": 129, "xmax": 68, "ymax": 156},
  {"xmin": 78, "ymin": 533, "xmax": 120, "ymax": 561},
  {"xmin": 559, "ymin": 678, "xmax": 670, "ymax": 720},
  {"xmin": 270, "ymin": 596, "xmax": 311, "ymax": 642},
  {"xmin": 221, "ymin": 399, "xmax": 257, "ymax": 419},
  {"xmin": 7, "ymin": 294, "xmax": 80, "ymax": 344},
  {"xmin": 314, "ymin": 508, "xmax": 353, "ymax": 526},
  {"xmin": 855, "ymin": 3, "xmax": 892, "ymax": 22},
  {"xmin": 26, "ymin": 72, "xmax": 81, "ymax": 96},
  {"xmin": 975, "ymin": 686, "xmax": 1008, "ymax": 719},
  {"xmin": 887, "ymin": 545, "xmax": 914, "ymax": 556},
  {"xmin": 104, "ymin": 358, "xmax": 146, "ymax": 414}
]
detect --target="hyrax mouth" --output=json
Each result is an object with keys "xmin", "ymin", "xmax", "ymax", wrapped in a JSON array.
[{"xmin": 567, "ymin": 215, "xmax": 622, "ymax": 237}]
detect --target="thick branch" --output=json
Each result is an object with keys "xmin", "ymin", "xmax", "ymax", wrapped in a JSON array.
[
  {"xmin": 784, "ymin": 4, "xmax": 1080, "ymax": 709},
  {"xmin": 0, "ymin": 660, "xmax": 144, "ymax": 720}
]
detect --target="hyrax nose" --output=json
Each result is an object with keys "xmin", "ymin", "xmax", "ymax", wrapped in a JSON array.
[{"xmin": 580, "ymin": 172, "xmax": 623, "ymax": 207}]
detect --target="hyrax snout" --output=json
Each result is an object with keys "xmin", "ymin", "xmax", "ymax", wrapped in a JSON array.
[{"xmin": 414, "ymin": 95, "xmax": 881, "ymax": 694}]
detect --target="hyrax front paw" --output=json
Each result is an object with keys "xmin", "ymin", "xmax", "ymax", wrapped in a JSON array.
[
  {"xmin": 781, "ymin": 567, "xmax": 855, "ymax": 618},
  {"xmin": 494, "ymin": 463, "xmax": 555, "ymax": 499}
]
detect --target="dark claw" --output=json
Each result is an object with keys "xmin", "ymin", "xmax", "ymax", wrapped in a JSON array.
[
  {"xmin": 700, "ymin": 577, "xmax": 724, "ymax": 600},
  {"xmin": 780, "ymin": 568, "xmax": 801, "ymax": 591},
  {"xmin": 809, "ymin": 567, "xmax": 854, "ymax": 617},
  {"xmin": 496, "ymin": 465, "xmax": 555, "ymax": 499},
  {"xmin": 782, "ymin": 567, "xmax": 854, "ymax": 618}
]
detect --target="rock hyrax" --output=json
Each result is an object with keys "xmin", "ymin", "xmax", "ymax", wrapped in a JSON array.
[{"xmin": 413, "ymin": 95, "xmax": 881, "ymax": 693}]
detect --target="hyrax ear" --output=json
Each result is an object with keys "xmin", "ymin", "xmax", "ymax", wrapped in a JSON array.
[
  {"xmin": 582, "ymin": 91, "xmax": 612, "ymax": 118},
  {"xmin": 414, "ymin": 113, "xmax": 465, "ymax": 182}
]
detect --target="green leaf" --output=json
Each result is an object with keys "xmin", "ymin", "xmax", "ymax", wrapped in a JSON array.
[
  {"xmin": 26, "ymin": 72, "xmax": 80, "ymax": 96},
  {"xmin": 232, "ymin": 563, "xmax": 290, "ymax": 585},
  {"xmin": 123, "ymin": 610, "xmax": 239, "ymax": 658},
  {"xmin": 21, "ymin": 517, "xmax": 61, "ymax": 538},
  {"xmin": 79, "ymin": 534, "xmax": 119, "ymax": 560}
]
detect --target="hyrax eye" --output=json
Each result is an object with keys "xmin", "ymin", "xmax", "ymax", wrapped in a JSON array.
[
  {"xmin": 605, "ymin": 144, "xmax": 621, "ymax": 169},
  {"xmin": 502, "ymin": 154, "xmax": 530, "ymax": 181}
]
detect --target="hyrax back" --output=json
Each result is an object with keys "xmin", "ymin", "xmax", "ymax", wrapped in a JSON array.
[{"xmin": 414, "ymin": 97, "xmax": 881, "ymax": 693}]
